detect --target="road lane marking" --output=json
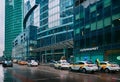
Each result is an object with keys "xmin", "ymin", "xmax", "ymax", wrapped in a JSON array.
[
  {"xmin": 34, "ymin": 77, "xmax": 60, "ymax": 81},
  {"xmin": 34, "ymin": 78, "xmax": 48, "ymax": 81},
  {"xmin": 112, "ymin": 78, "xmax": 120, "ymax": 80}
]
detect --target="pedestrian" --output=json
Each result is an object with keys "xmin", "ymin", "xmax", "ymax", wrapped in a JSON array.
[{"xmin": 95, "ymin": 58, "xmax": 100, "ymax": 68}]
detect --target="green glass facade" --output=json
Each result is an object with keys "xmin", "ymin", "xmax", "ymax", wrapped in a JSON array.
[
  {"xmin": 74, "ymin": 0, "xmax": 120, "ymax": 63},
  {"xmin": 5, "ymin": 0, "xmax": 23, "ymax": 59}
]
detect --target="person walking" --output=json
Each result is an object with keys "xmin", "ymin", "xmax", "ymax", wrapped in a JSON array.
[{"xmin": 95, "ymin": 58, "xmax": 100, "ymax": 68}]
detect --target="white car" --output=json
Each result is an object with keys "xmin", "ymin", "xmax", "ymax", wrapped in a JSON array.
[
  {"xmin": 49, "ymin": 60, "xmax": 57, "ymax": 67},
  {"xmin": 99, "ymin": 61, "xmax": 120, "ymax": 73},
  {"xmin": 69, "ymin": 61, "xmax": 98, "ymax": 73},
  {"xmin": 27, "ymin": 60, "xmax": 38, "ymax": 67},
  {"xmin": 54, "ymin": 60, "xmax": 70, "ymax": 69}
]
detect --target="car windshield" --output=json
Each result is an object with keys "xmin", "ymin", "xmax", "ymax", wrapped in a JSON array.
[
  {"xmin": 60, "ymin": 60, "xmax": 68, "ymax": 63},
  {"xmin": 62, "ymin": 61, "xmax": 68, "ymax": 63},
  {"xmin": 108, "ymin": 61, "xmax": 118, "ymax": 64},
  {"xmin": 60, "ymin": 61, "xmax": 68, "ymax": 64},
  {"xmin": 86, "ymin": 61, "xmax": 93, "ymax": 64},
  {"xmin": 31, "ymin": 60, "xmax": 36, "ymax": 62}
]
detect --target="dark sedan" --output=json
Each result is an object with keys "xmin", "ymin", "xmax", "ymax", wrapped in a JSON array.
[{"xmin": 2, "ymin": 60, "xmax": 13, "ymax": 67}]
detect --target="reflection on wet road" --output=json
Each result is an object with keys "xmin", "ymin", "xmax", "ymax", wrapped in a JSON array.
[
  {"xmin": 0, "ymin": 64, "xmax": 120, "ymax": 82},
  {"xmin": 0, "ymin": 65, "xmax": 4, "ymax": 82}
]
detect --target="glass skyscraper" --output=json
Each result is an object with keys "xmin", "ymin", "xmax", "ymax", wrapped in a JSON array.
[
  {"xmin": 74, "ymin": 0, "xmax": 120, "ymax": 63},
  {"xmin": 35, "ymin": 0, "xmax": 74, "ymax": 62},
  {"xmin": 4, "ymin": 0, "xmax": 24, "ymax": 59}
]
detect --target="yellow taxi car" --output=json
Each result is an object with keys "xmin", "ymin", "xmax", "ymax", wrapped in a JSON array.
[
  {"xmin": 18, "ymin": 60, "xmax": 27, "ymax": 65},
  {"xmin": 69, "ymin": 61, "xmax": 98, "ymax": 73},
  {"xmin": 99, "ymin": 61, "xmax": 120, "ymax": 73}
]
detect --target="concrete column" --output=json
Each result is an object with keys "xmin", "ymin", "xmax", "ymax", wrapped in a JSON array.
[
  {"xmin": 51, "ymin": 50, "xmax": 54, "ymax": 60},
  {"xmin": 63, "ymin": 48, "xmax": 65, "ymax": 57},
  {"xmin": 42, "ymin": 54, "xmax": 44, "ymax": 63},
  {"xmin": 45, "ymin": 51, "xmax": 47, "ymax": 63}
]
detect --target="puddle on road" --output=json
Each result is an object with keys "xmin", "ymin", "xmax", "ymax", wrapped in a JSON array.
[{"xmin": 0, "ymin": 65, "xmax": 21, "ymax": 82}]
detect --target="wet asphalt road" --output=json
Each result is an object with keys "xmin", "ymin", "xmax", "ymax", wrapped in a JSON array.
[{"xmin": 0, "ymin": 64, "xmax": 120, "ymax": 82}]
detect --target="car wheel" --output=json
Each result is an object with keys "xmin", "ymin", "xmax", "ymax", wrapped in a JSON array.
[
  {"xmin": 69, "ymin": 67, "xmax": 73, "ymax": 71},
  {"xmin": 58, "ymin": 66, "xmax": 62, "ymax": 69},
  {"xmin": 105, "ymin": 68, "xmax": 110, "ymax": 73},
  {"xmin": 82, "ymin": 68, "xmax": 86, "ymax": 73},
  {"xmin": 91, "ymin": 71, "xmax": 94, "ymax": 74},
  {"xmin": 99, "ymin": 68, "xmax": 104, "ymax": 72},
  {"xmin": 79, "ymin": 68, "xmax": 82, "ymax": 72},
  {"xmin": 111, "ymin": 71, "xmax": 116, "ymax": 73},
  {"xmin": 54, "ymin": 66, "xmax": 57, "ymax": 69}
]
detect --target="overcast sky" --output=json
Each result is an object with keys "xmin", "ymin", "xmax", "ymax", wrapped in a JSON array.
[{"xmin": 0, "ymin": 0, "xmax": 5, "ymax": 56}]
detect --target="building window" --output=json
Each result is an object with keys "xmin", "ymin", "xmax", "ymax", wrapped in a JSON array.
[
  {"xmin": 91, "ymin": 22, "xmax": 96, "ymax": 31},
  {"xmin": 80, "ymin": 11, "xmax": 84, "ymax": 19},
  {"xmin": 91, "ymin": 11, "xmax": 96, "ymax": 21},
  {"xmin": 85, "ymin": 24, "xmax": 90, "ymax": 29},
  {"xmin": 90, "ymin": 5, "xmax": 96, "ymax": 13},
  {"xmin": 85, "ymin": 24, "xmax": 90, "ymax": 33},
  {"xmin": 97, "ymin": 20, "xmax": 103, "ymax": 29},
  {"xmin": 96, "ymin": 2, "xmax": 103, "ymax": 20},
  {"xmin": 75, "ymin": 0, "xmax": 86, "ymax": 7},
  {"xmin": 112, "ymin": 13, "xmax": 120, "ymax": 27},
  {"xmin": 104, "ymin": 17, "xmax": 111, "ymax": 27},
  {"xmin": 104, "ymin": 0, "xmax": 111, "ymax": 8},
  {"xmin": 104, "ymin": 6, "xmax": 111, "ymax": 17},
  {"xmin": 75, "ymin": 14, "xmax": 80, "ymax": 20},
  {"xmin": 112, "ymin": 14, "xmax": 120, "ymax": 20},
  {"xmin": 112, "ymin": 0, "xmax": 120, "ymax": 9},
  {"xmin": 75, "ymin": 28, "xmax": 80, "ymax": 35}
]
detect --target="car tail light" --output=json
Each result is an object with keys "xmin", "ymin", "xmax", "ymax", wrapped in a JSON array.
[
  {"xmin": 111, "ymin": 64, "xmax": 116, "ymax": 67},
  {"xmin": 111, "ymin": 65, "xmax": 117, "ymax": 67},
  {"xmin": 87, "ymin": 65, "xmax": 93, "ymax": 67}
]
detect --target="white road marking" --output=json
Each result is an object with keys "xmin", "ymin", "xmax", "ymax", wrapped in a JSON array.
[
  {"xmin": 34, "ymin": 77, "xmax": 60, "ymax": 81},
  {"xmin": 112, "ymin": 78, "xmax": 120, "ymax": 80},
  {"xmin": 34, "ymin": 78, "xmax": 48, "ymax": 81}
]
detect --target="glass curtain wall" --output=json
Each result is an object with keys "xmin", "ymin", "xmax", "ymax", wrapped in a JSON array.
[{"xmin": 74, "ymin": 0, "xmax": 120, "ymax": 63}]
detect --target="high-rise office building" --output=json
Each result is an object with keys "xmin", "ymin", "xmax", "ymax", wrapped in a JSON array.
[
  {"xmin": 35, "ymin": 0, "xmax": 74, "ymax": 62},
  {"xmin": 4, "ymin": 0, "xmax": 24, "ymax": 59},
  {"xmin": 74, "ymin": 0, "xmax": 120, "ymax": 63}
]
